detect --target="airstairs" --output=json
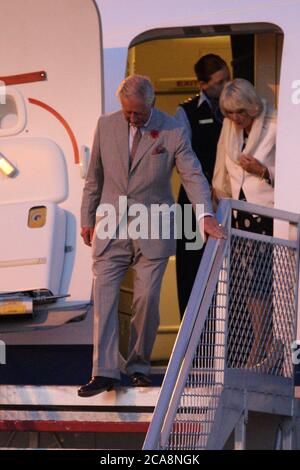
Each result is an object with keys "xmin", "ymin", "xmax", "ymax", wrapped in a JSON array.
[
  {"xmin": 144, "ymin": 199, "xmax": 300, "ymax": 450},
  {"xmin": 1, "ymin": 199, "xmax": 300, "ymax": 449}
]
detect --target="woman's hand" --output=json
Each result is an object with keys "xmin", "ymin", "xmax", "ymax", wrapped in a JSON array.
[{"xmin": 239, "ymin": 153, "xmax": 266, "ymax": 177}]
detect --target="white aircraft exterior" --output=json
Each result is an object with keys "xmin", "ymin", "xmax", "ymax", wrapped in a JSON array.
[{"xmin": 0, "ymin": 0, "xmax": 299, "ymax": 379}]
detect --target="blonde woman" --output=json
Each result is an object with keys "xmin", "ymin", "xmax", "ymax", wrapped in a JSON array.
[{"xmin": 213, "ymin": 78, "xmax": 278, "ymax": 371}]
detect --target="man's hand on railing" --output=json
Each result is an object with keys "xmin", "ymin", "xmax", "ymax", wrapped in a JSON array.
[
  {"xmin": 204, "ymin": 216, "xmax": 226, "ymax": 239},
  {"xmin": 239, "ymin": 153, "xmax": 266, "ymax": 177}
]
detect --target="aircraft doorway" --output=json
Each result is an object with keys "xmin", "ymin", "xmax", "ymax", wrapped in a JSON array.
[{"xmin": 119, "ymin": 23, "xmax": 283, "ymax": 364}]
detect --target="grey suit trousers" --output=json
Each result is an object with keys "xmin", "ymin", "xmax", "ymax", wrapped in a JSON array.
[{"xmin": 92, "ymin": 237, "xmax": 168, "ymax": 379}]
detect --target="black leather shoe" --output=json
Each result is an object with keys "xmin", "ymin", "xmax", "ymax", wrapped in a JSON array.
[
  {"xmin": 78, "ymin": 376, "xmax": 118, "ymax": 397},
  {"xmin": 130, "ymin": 372, "xmax": 152, "ymax": 387}
]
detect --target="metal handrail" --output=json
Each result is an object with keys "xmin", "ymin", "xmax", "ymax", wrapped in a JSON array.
[{"xmin": 143, "ymin": 199, "xmax": 230, "ymax": 449}]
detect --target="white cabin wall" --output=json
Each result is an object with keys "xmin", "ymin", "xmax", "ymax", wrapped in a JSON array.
[
  {"xmin": 0, "ymin": 0, "xmax": 102, "ymax": 305},
  {"xmin": 103, "ymin": 48, "xmax": 128, "ymax": 113}
]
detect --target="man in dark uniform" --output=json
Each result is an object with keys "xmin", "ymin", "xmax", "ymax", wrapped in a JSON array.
[{"xmin": 176, "ymin": 54, "xmax": 230, "ymax": 318}]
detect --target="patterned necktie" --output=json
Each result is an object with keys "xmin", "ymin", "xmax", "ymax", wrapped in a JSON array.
[{"xmin": 131, "ymin": 127, "xmax": 142, "ymax": 161}]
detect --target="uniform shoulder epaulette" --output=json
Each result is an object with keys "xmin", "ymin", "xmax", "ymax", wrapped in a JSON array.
[{"xmin": 180, "ymin": 94, "xmax": 199, "ymax": 105}]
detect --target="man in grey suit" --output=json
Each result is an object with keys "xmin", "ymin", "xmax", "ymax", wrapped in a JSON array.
[{"xmin": 78, "ymin": 75, "xmax": 223, "ymax": 397}]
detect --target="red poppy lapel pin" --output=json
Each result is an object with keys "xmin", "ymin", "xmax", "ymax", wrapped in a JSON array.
[{"xmin": 150, "ymin": 129, "xmax": 159, "ymax": 139}]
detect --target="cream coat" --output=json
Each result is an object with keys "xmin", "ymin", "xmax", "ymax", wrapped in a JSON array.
[{"xmin": 213, "ymin": 101, "xmax": 276, "ymax": 207}]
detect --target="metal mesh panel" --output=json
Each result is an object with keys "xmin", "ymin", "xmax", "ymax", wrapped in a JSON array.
[
  {"xmin": 160, "ymin": 228, "xmax": 298, "ymax": 450},
  {"xmin": 164, "ymin": 256, "xmax": 228, "ymax": 450},
  {"xmin": 228, "ymin": 233, "xmax": 297, "ymax": 377}
]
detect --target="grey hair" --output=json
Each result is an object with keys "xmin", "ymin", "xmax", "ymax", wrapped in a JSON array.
[
  {"xmin": 116, "ymin": 75, "xmax": 155, "ymax": 107},
  {"xmin": 220, "ymin": 78, "xmax": 263, "ymax": 118}
]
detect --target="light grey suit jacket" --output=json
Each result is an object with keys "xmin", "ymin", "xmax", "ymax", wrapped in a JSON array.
[{"xmin": 81, "ymin": 108, "xmax": 213, "ymax": 260}]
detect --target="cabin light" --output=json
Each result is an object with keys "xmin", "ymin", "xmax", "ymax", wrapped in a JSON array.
[{"xmin": 0, "ymin": 153, "xmax": 17, "ymax": 177}]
